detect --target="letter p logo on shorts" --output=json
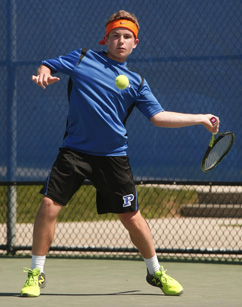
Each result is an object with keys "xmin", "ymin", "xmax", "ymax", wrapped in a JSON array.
[{"xmin": 123, "ymin": 194, "xmax": 134, "ymax": 207}]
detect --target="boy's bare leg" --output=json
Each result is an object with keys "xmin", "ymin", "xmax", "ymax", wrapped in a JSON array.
[
  {"xmin": 32, "ymin": 197, "xmax": 63, "ymax": 256},
  {"xmin": 20, "ymin": 197, "xmax": 63, "ymax": 297},
  {"xmin": 117, "ymin": 210, "xmax": 155, "ymax": 259},
  {"xmin": 118, "ymin": 210, "xmax": 183, "ymax": 296}
]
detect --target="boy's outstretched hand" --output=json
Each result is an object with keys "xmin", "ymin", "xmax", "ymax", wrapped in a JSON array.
[{"xmin": 32, "ymin": 74, "xmax": 60, "ymax": 89}]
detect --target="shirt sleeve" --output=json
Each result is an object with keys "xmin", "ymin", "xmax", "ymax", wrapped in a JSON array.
[
  {"xmin": 41, "ymin": 48, "xmax": 82, "ymax": 75},
  {"xmin": 136, "ymin": 79, "xmax": 164, "ymax": 119}
]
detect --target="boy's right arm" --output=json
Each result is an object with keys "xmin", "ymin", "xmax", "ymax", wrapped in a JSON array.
[{"xmin": 32, "ymin": 64, "xmax": 60, "ymax": 89}]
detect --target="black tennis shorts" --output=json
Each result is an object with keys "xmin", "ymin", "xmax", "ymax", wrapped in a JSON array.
[{"xmin": 40, "ymin": 148, "xmax": 139, "ymax": 214}]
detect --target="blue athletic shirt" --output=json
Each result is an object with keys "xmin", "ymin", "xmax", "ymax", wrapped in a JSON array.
[{"xmin": 42, "ymin": 48, "xmax": 164, "ymax": 156}]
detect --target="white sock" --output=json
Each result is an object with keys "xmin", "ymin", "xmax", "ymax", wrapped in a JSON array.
[
  {"xmin": 31, "ymin": 255, "xmax": 46, "ymax": 273},
  {"xmin": 143, "ymin": 254, "xmax": 160, "ymax": 275}
]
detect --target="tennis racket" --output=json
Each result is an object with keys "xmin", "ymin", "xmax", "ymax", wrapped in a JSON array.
[{"xmin": 201, "ymin": 117, "xmax": 235, "ymax": 172}]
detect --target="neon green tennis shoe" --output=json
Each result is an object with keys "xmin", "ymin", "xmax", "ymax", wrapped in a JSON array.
[
  {"xmin": 146, "ymin": 266, "xmax": 183, "ymax": 296},
  {"xmin": 20, "ymin": 268, "xmax": 41, "ymax": 297}
]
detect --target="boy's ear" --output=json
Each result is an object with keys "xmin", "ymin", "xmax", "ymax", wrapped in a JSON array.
[
  {"xmin": 133, "ymin": 39, "xmax": 139, "ymax": 49},
  {"xmin": 104, "ymin": 35, "xmax": 108, "ymax": 44}
]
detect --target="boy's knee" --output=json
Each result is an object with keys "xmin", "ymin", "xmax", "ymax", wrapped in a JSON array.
[
  {"xmin": 38, "ymin": 197, "xmax": 62, "ymax": 218},
  {"xmin": 117, "ymin": 210, "xmax": 143, "ymax": 228}
]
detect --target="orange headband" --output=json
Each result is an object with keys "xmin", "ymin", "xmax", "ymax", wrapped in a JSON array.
[{"xmin": 98, "ymin": 19, "xmax": 139, "ymax": 45}]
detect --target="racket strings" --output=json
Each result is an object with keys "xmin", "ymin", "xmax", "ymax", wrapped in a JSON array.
[{"xmin": 204, "ymin": 134, "xmax": 233, "ymax": 170}]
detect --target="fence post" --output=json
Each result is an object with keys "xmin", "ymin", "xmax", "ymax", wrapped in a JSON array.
[
  {"xmin": 6, "ymin": 0, "xmax": 17, "ymax": 255},
  {"xmin": 7, "ymin": 186, "xmax": 17, "ymax": 254}
]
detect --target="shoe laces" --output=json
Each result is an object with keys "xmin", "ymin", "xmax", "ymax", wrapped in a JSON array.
[
  {"xmin": 155, "ymin": 266, "xmax": 176, "ymax": 284},
  {"xmin": 22, "ymin": 267, "xmax": 40, "ymax": 286}
]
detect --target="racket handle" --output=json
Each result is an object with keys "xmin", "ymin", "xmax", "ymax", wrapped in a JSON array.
[
  {"xmin": 210, "ymin": 117, "xmax": 217, "ymax": 124},
  {"xmin": 210, "ymin": 116, "xmax": 219, "ymax": 136}
]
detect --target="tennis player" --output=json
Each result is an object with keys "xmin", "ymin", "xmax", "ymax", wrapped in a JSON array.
[{"xmin": 21, "ymin": 10, "xmax": 219, "ymax": 297}]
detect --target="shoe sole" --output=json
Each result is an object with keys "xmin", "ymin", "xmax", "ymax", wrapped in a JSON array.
[
  {"xmin": 163, "ymin": 290, "xmax": 184, "ymax": 296},
  {"xmin": 21, "ymin": 293, "xmax": 40, "ymax": 297}
]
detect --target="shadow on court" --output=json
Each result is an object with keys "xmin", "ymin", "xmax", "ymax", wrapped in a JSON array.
[
  {"xmin": 0, "ymin": 258, "xmax": 242, "ymax": 306},
  {"xmin": 0, "ymin": 290, "xmax": 163, "ymax": 297}
]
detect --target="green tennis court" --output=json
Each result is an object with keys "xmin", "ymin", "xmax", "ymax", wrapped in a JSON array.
[{"xmin": 0, "ymin": 258, "xmax": 241, "ymax": 306}]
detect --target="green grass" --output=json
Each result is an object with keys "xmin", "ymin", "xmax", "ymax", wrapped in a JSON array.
[
  {"xmin": 0, "ymin": 185, "xmax": 198, "ymax": 224},
  {"xmin": 219, "ymin": 223, "xmax": 242, "ymax": 228}
]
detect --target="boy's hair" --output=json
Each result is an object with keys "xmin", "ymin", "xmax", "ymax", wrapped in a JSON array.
[{"xmin": 106, "ymin": 10, "xmax": 140, "ymax": 31}]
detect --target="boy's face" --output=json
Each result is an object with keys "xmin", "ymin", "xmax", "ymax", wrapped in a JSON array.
[{"xmin": 105, "ymin": 28, "xmax": 139, "ymax": 63}]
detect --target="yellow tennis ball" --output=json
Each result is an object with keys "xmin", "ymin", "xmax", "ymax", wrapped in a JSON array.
[{"xmin": 115, "ymin": 75, "xmax": 129, "ymax": 89}]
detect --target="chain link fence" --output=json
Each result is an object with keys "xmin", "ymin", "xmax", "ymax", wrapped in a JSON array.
[{"xmin": 1, "ymin": 0, "xmax": 242, "ymax": 262}]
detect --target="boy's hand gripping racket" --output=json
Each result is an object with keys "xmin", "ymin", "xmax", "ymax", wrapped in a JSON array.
[{"xmin": 201, "ymin": 117, "xmax": 235, "ymax": 172}]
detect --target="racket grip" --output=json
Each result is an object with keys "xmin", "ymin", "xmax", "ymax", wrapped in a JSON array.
[{"xmin": 210, "ymin": 117, "xmax": 217, "ymax": 125}]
